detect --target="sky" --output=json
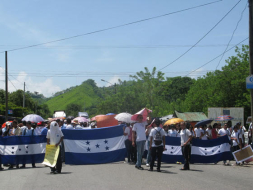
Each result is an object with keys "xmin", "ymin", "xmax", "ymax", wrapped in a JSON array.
[{"xmin": 0, "ymin": 0, "xmax": 250, "ymax": 97}]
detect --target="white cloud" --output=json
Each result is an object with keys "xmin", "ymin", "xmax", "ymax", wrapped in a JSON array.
[
  {"xmin": 0, "ymin": 67, "xmax": 61, "ymax": 97},
  {"xmin": 188, "ymin": 68, "xmax": 206, "ymax": 79}
]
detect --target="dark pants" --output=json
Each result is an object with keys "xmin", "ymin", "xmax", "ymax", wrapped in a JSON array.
[
  {"xmin": 50, "ymin": 146, "xmax": 62, "ymax": 173},
  {"xmin": 150, "ymin": 146, "xmax": 163, "ymax": 170},
  {"xmin": 131, "ymin": 142, "xmax": 137, "ymax": 163},
  {"xmin": 125, "ymin": 139, "xmax": 133, "ymax": 162},
  {"xmin": 182, "ymin": 144, "xmax": 191, "ymax": 170}
]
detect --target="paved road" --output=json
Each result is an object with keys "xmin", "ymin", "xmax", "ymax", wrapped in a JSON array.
[{"xmin": 0, "ymin": 161, "xmax": 252, "ymax": 190}]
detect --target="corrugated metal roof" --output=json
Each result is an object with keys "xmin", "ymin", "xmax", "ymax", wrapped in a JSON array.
[{"xmin": 175, "ymin": 110, "xmax": 207, "ymax": 122}]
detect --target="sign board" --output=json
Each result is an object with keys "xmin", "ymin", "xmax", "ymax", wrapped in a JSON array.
[
  {"xmin": 8, "ymin": 110, "xmax": 13, "ymax": 115},
  {"xmin": 42, "ymin": 145, "xmax": 60, "ymax": 167},
  {"xmin": 232, "ymin": 145, "xmax": 253, "ymax": 162},
  {"xmin": 246, "ymin": 75, "xmax": 253, "ymax": 89}
]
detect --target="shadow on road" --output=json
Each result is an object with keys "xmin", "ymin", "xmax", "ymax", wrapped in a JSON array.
[{"xmin": 189, "ymin": 169, "xmax": 203, "ymax": 172}]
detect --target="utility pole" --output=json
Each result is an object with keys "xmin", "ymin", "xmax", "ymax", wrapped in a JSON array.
[
  {"xmin": 249, "ymin": 0, "xmax": 253, "ymax": 143},
  {"xmin": 5, "ymin": 51, "xmax": 8, "ymax": 122},
  {"xmin": 114, "ymin": 83, "xmax": 117, "ymax": 94},
  {"xmin": 23, "ymin": 82, "xmax": 25, "ymax": 116}
]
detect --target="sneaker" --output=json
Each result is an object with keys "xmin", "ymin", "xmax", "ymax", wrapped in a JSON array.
[
  {"xmin": 50, "ymin": 171, "xmax": 54, "ymax": 174},
  {"xmin": 138, "ymin": 166, "xmax": 144, "ymax": 170},
  {"xmin": 53, "ymin": 171, "xmax": 58, "ymax": 174},
  {"xmin": 148, "ymin": 168, "xmax": 153, "ymax": 171},
  {"xmin": 146, "ymin": 163, "xmax": 149, "ymax": 167},
  {"xmin": 8, "ymin": 166, "xmax": 13, "ymax": 170}
]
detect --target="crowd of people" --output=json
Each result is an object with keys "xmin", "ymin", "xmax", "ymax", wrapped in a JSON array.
[
  {"xmin": 123, "ymin": 116, "xmax": 252, "ymax": 172},
  {"xmin": 0, "ymin": 116, "xmax": 252, "ymax": 173}
]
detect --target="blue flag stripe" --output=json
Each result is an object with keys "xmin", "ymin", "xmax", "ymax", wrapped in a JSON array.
[
  {"xmin": 192, "ymin": 135, "xmax": 229, "ymax": 147},
  {"xmin": 0, "ymin": 154, "xmax": 45, "ymax": 165},
  {"xmin": 0, "ymin": 135, "xmax": 47, "ymax": 145},
  {"xmin": 62, "ymin": 125, "xmax": 125, "ymax": 140},
  {"xmin": 190, "ymin": 152, "xmax": 233, "ymax": 163},
  {"xmin": 65, "ymin": 149, "xmax": 126, "ymax": 165},
  {"xmin": 165, "ymin": 136, "xmax": 181, "ymax": 146}
]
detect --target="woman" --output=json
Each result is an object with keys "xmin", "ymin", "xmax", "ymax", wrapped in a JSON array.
[
  {"xmin": 46, "ymin": 121, "xmax": 64, "ymax": 174},
  {"xmin": 168, "ymin": 125, "xmax": 178, "ymax": 137},
  {"xmin": 212, "ymin": 123, "xmax": 218, "ymax": 139},
  {"xmin": 123, "ymin": 123, "xmax": 133, "ymax": 163}
]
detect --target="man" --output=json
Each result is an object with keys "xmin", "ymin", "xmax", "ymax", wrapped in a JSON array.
[
  {"xmin": 20, "ymin": 120, "xmax": 27, "ymax": 134},
  {"xmin": 132, "ymin": 114, "xmax": 148, "ymax": 170},
  {"xmin": 180, "ymin": 121, "xmax": 192, "ymax": 170},
  {"xmin": 218, "ymin": 123, "xmax": 231, "ymax": 165},
  {"xmin": 66, "ymin": 119, "xmax": 74, "ymax": 129},
  {"xmin": 149, "ymin": 118, "xmax": 165, "ymax": 172},
  {"xmin": 21, "ymin": 121, "xmax": 36, "ymax": 168},
  {"xmin": 248, "ymin": 122, "xmax": 252, "ymax": 145}
]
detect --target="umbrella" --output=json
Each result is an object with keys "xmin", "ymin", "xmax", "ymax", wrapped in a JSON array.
[
  {"xmin": 115, "ymin": 113, "xmax": 134, "ymax": 123},
  {"xmin": 131, "ymin": 108, "xmax": 152, "ymax": 121},
  {"xmin": 22, "ymin": 114, "xmax": 44, "ymax": 123},
  {"xmin": 51, "ymin": 117, "xmax": 65, "ymax": 121},
  {"xmin": 215, "ymin": 115, "xmax": 234, "ymax": 121},
  {"xmin": 195, "ymin": 119, "xmax": 213, "ymax": 127},
  {"xmin": 73, "ymin": 117, "xmax": 89, "ymax": 123},
  {"xmin": 2, "ymin": 121, "xmax": 13, "ymax": 128},
  {"xmin": 164, "ymin": 118, "xmax": 184, "ymax": 126},
  {"xmin": 106, "ymin": 113, "xmax": 115, "ymax": 115},
  {"xmin": 91, "ymin": 115, "xmax": 105, "ymax": 121}
]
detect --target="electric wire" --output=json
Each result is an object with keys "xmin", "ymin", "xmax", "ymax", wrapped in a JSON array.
[
  {"xmin": 158, "ymin": 0, "xmax": 242, "ymax": 71},
  {"xmin": 0, "ymin": 0, "xmax": 222, "ymax": 53}
]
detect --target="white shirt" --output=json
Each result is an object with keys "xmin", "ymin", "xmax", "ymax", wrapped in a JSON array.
[
  {"xmin": 231, "ymin": 131, "xmax": 242, "ymax": 147},
  {"xmin": 218, "ymin": 128, "xmax": 231, "ymax": 140},
  {"xmin": 132, "ymin": 122, "xmax": 147, "ymax": 142},
  {"xmin": 200, "ymin": 129, "xmax": 208, "ymax": 140},
  {"xmin": 149, "ymin": 127, "xmax": 165, "ymax": 147},
  {"xmin": 194, "ymin": 128, "xmax": 202, "ymax": 138},
  {"xmin": 124, "ymin": 127, "xmax": 131, "ymax": 140},
  {"xmin": 206, "ymin": 129, "xmax": 212, "ymax": 137},
  {"xmin": 46, "ymin": 129, "xmax": 64, "ymax": 145},
  {"xmin": 66, "ymin": 124, "xmax": 74, "ymax": 129},
  {"xmin": 180, "ymin": 129, "xmax": 192, "ymax": 146},
  {"xmin": 168, "ymin": 129, "xmax": 178, "ymax": 137}
]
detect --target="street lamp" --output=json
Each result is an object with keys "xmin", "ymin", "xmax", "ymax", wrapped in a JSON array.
[{"xmin": 101, "ymin": 79, "xmax": 116, "ymax": 94}]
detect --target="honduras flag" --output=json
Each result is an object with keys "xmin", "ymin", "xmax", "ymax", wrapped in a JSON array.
[
  {"xmin": 162, "ymin": 136, "xmax": 184, "ymax": 163},
  {"xmin": 0, "ymin": 135, "xmax": 47, "ymax": 165},
  {"xmin": 191, "ymin": 135, "xmax": 233, "ymax": 163},
  {"xmin": 62, "ymin": 125, "xmax": 126, "ymax": 165}
]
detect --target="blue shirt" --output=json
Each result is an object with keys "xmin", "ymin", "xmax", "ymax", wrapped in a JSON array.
[
  {"xmin": 22, "ymin": 128, "xmax": 34, "ymax": 136},
  {"xmin": 41, "ymin": 128, "xmax": 48, "ymax": 135}
]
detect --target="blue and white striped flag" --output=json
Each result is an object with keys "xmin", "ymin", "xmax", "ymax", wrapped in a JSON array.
[
  {"xmin": 162, "ymin": 136, "xmax": 184, "ymax": 163},
  {"xmin": 62, "ymin": 125, "xmax": 126, "ymax": 165},
  {"xmin": 191, "ymin": 135, "xmax": 233, "ymax": 163},
  {"xmin": 0, "ymin": 136, "xmax": 46, "ymax": 165}
]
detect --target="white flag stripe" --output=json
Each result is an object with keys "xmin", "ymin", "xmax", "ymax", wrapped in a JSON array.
[
  {"xmin": 191, "ymin": 143, "xmax": 231, "ymax": 156},
  {"xmin": 0, "ymin": 143, "xmax": 46, "ymax": 156},
  {"xmin": 163, "ymin": 145, "xmax": 182, "ymax": 155},
  {"xmin": 64, "ymin": 136, "xmax": 125, "ymax": 153}
]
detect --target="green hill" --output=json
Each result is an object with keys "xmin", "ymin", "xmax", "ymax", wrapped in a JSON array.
[{"xmin": 45, "ymin": 79, "xmax": 102, "ymax": 117}]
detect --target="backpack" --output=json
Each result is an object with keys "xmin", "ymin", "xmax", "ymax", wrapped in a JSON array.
[{"xmin": 154, "ymin": 128, "xmax": 163, "ymax": 146}]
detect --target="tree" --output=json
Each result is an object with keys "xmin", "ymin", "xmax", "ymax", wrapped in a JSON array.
[{"xmin": 66, "ymin": 103, "xmax": 82, "ymax": 117}]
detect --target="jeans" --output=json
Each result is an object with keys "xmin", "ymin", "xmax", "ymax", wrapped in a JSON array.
[
  {"xmin": 181, "ymin": 144, "xmax": 190, "ymax": 170},
  {"xmin": 146, "ymin": 141, "xmax": 151, "ymax": 164},
  {"xmin": 125, "ymin": 139, "xmax": 133, "ymax": 162},
  {"xmin": 136, "ymin": 140, "xmax": 145, "ymax": 167},
  {"xmin": 150, "ymin": 146, "xmax": 163, "ymax": 170}
]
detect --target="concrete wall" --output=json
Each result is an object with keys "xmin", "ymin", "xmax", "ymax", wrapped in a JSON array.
[{"xmin": 208, "ymin": 107, "xmax": 244, "ymax": 127}]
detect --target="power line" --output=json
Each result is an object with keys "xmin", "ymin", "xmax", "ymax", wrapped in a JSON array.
[
  {"xmin": 8, "ymin": 77, "xmax": 17, "ymax": 91},
  {"xmin": 0, "ymin": 0, "xmax": 222, "ymax": 53},
  {"xmin": 158, "ymin": 0, "xmax": 242, "ymax": 71},
  {"xmin": 215, "ymin": 0, "xmax": 247, "ymax": 70},
  {"xmin": 185, "ymin": 37, "xmax": 249, "ymax": 77}
]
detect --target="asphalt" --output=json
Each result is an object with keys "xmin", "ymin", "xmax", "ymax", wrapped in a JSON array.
[{"xmin": 0, "ymin": 160, "xmax": 252, "ymax": 190}]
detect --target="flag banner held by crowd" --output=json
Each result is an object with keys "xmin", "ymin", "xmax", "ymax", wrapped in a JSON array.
[
  {"xmin": 162, "ymin": 136, "xmax": 184, "ymax": 163},
  {"xmin": 0, "ymin": 136, "xmax": 46, "ymax": 165},
  {"xmin": 42, "ymin": 145, "xmax": 60, "ymax": 167},
  {"xmin": 191, "ymin": 135, "xmax": 233, "ymax": 163},
  {"xmin": 232, "ymin": 145, "xmax": 253, "ymax": 162},
  {"xmin": 62, "ymin": 125, "xmax": 126, "ymax": 165}
]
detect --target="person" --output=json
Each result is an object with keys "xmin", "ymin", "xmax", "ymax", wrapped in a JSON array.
[
  {"xmin": 132, "ymin": 114, "xmax": 148, "ymax": 170},
  {"xmin": 206, "ymin": 125, "xmax": 212, "ymax": 139},
  {"xmin": 123, "ymin": 123, "xmax": 133, "ymax": 163},
  {"xmin": 145, "ymin": 121, "xmax": 153, "ymax": 167},
  {"xmin": 189, "ymin": 125, "xmax": 195, "ymax": 138},
  {"xmin": 163, "ymin": 125, "xmax": 169, "ymax": 136},
  {"xmin": 218, "ymin": 123, "xmax": 231, "ymax": 165},
  {"xmin": 46, "ymin": 121, "xmax": 64, "ymax": 174},
  {"xmin": 34, "ymin": 122, "xmax": 45, "ymax": 135},
  {"xmin": 66, "ymin": 119, "xmax": 74, "ymax": 129},
  {"xmin": 200, "ymin": 125, "xmax": 208, "ymax": 140},
  {"xmin": 180, "ymin": 121, "xmax": 192, "ymax": 170},
  {"xmin": 231, "ymin": 125, "xmax": 243, "ymax": 165},
  {"xmin": 148, "ymin": 118, "xmax": 165, "ymax": 172},
  {"xmin": 168, "ymin": 124, "xmax": 178, "ymax": 137},
  {"xmin": 20, "ymin": 121, "xmax": 27, "ymax": 134},
  {"xmin": 21, "ymin": 122, "xmax": 36, "ymax": 168},
  {"xmin": 248, "ymin": 122, "xmax": 252, "ymax": 145},
  {"xmin": 194, "ymin": 125, "xmax": 202, "ymax": 139},
  {"xmin": 212, "ymin": 123, "xmax": 218, "ymax": 139}
]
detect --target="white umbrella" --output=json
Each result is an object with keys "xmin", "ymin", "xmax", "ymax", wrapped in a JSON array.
[
  {"xmin": 73, "ymin": 117, "xmax": 89, "ymax": 123},
  {"xmin": 22, "ymin": 114, "xmax": 44, "ymax": 123},
  {"xmin": 115, "ymin": 113, "xmax": 134, "ymax": 123}
]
